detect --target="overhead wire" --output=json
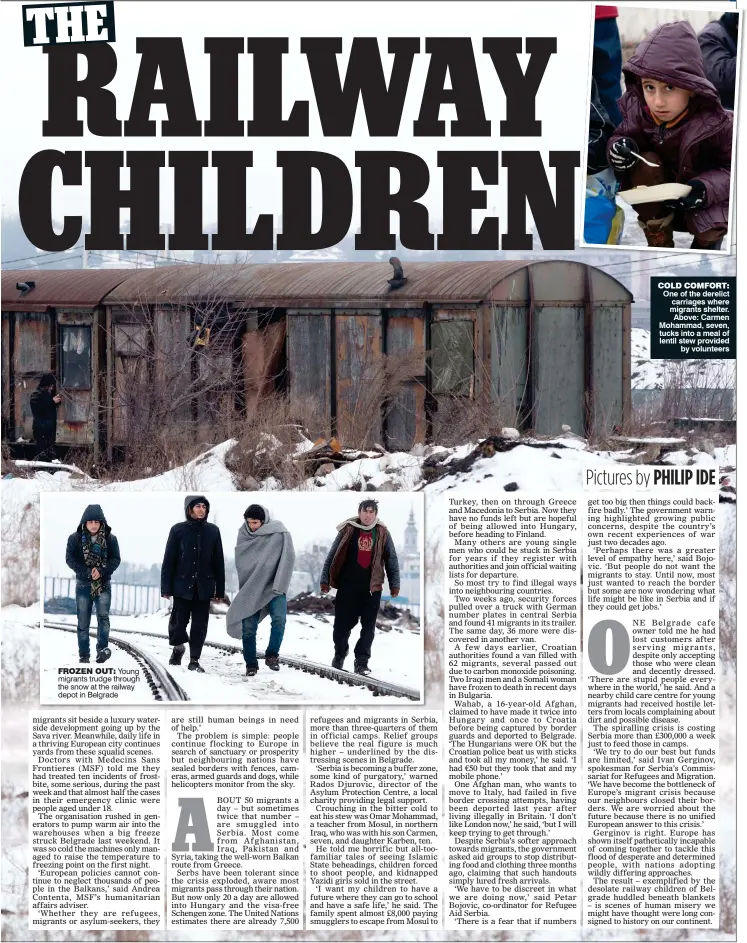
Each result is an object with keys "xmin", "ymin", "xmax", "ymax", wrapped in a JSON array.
[
  {"xmin": 1, "ymin": 246, "xmax": 84, "ymax": 265},
  {"xmin": 4, "ymin": 252, "xmax": 84, "ymax": 269}
]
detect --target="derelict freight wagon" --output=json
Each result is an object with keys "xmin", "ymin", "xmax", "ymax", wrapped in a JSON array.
[{"xmin": 2, "ymin": 260, "xmax": 632, "ymax": 460}]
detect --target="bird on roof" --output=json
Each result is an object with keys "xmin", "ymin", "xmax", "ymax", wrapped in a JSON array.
[{"xmin": 387, "ymin": 257, "xmax": 407, "ymax": 291}]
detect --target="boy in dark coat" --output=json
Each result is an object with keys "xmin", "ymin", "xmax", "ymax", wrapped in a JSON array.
[
  {"xmin": 30, "ymin": 373, "xmax": 62, "ymax": 460},
  {"xmin": 698, "ymin": 13, "xmax": 738, "ymax": 111},
  {"xmin": 65, "ymin": 504, "xmax": 121, "ymax": 663},
  {"xmin": 161, "ymin": 495, "xmax": 225, "ymax": 673},
  {"xmin": 607, "ymin": 21, "xmax": 732, "ymax": 249},
  {"xmin": 320, "ymin": 499, "xmax": 400, "ymax": 677}
]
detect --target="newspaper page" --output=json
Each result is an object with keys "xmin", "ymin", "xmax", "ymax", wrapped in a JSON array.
[{"xmin": 0, "ymin": 1, "xmax": 739, "ymax": 942}]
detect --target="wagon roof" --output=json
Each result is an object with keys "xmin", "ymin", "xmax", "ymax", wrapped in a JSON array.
[
  {"xmin": 104, "ymin": 260, "xmax": 632, "ymax": 307},
  {"xmin": 1, "ymin": 268, "xmax": 131, "ymax": 310}
]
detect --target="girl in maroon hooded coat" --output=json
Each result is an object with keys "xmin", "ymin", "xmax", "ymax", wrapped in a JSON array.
[{"xmin": 607, "ymin": 20, "xmax": 732, "ymax": 249}]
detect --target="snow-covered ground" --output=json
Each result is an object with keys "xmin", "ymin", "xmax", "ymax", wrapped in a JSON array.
[
  {"xmin": 631, "ymin": 327, "xmax": 735, "ymax": 391},
  {"xmin": 31, "ymin": 608, "xmax": 422, "ymax": 705},
  {"xmin": 618, "ymin": 194, "xmax": 696, "ymax": 249}
]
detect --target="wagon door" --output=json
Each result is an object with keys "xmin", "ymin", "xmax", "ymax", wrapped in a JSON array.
[
  {"xmin": 287, "ymin": 310, "xmax": 332, "ymax": 440},
  {"xmin": 12, "ymin": 310, "xmax": 53, "ymax": 439},
  {"xmin": 335, "ymin": 311, "xmax": 382, "ymax": 447},
  {"xmin": 111, "ymin": 319, "xmax": 148, "ymax": 446},
  {"xmin": 429, "ymin": 307, "xmax": 480, "ymax": 442},
  {"xmin": 532, "ymin": 304, "xmax": 585, "ymax": 436},
  {"xmin": 384, "ymin": 310, "xmax": 426, "ymax": 450},
  {"xmin": 492, "ymin": 305, "xmax": 530, "ymax": 429},
  {"xmin": 57, "ymin": 316, "xmax": 95, "ymax": 446},
  {"xmin": 591, "ymin": 302, "xmax": 625, "ymax": 435}
]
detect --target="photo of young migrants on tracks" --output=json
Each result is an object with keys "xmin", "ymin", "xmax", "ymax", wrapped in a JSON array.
[
  {"xmin": 39, "ymin": 492, "xmax": 422, "ymax": 705},
  {"xmin": 583, "ymin": 7, "xmax": 737, "ymax": 250}
]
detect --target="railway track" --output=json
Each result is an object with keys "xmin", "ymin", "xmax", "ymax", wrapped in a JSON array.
[
  {"xmin": 44, "ymin": 620, "xmax": 420, "ymax": 701},
  {"xmin": 44, "ymin": 621, "xmax": 189, "ymax": 702}
]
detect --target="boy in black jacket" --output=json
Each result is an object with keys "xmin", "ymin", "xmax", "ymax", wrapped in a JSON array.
[
  {"xmin": 161, "ymin": 495, "xmax": 225, "ymax": 673},
  {"xmin": 30, "ymin": 373, "xmax": 62, "ymax": 460},
  {"xmin": 65, "ymin": 504, "xmax": 121, "ymax": 663}
]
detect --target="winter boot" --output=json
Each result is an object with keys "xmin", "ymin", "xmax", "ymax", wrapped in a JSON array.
[
  {"xmin": 246, "ymin": 664, "xmax": 258, "ymax": 677},
  {"xmin": 331, "ymin": 653, "xmax": 346, "ymax": 670},
  {"xmin": 690, "ymin": 235, "xmax": 725, "ymax": 251},
  {"xmin": 96, "ymin": 647, "xmax": 111, "ymax": 664},
  {"xmin": 169, "ymin": 644, "xmax": 185, "ymax": 666},
  {"xmin": 637, "ymin": 212, "xmax": 675, "ymax": 248},
  {"xmin": 79, "ymin": 655, "xmax": 90, "ymax": 664},
  {"xmin": 265, "ymin": 655, "xmax": 280, "ymax": 671},
  {"xmin": 354, "ymin": 661, "xmax": 372, "ymax": 677},
  {"xmin": 188, "ymin": 660, "xmax": 205, "ymax": 673}
]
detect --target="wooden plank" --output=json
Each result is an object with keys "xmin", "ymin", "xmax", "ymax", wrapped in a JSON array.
[
  {"xmin": 243, "ymin": 320, "xmax": 286, "ymax": 415},
  {"xmin": 532, "ymin": 306, "xmax": 585, "ymax": 436},
  {"xmin": 13, "ymin": 312, "xmax": 51, "ymax": 374},
  {"xmin": 1, "ymin": 317, "xmax": 10, "ymax": 425},
  {"xmin": 287, "ymin": 312, "xmax": 331, "ymax": 439},
  {"xmin": 386, "ymin": 314, "xmax": 426, "ymax": 448},
  {"xmin": 335, "ymin": 314, "xmax": 382, "ymax": 447},
  {"xmin": 491, "ymin": 305, "xmax": 529, "ymax": 429},
  {"xmin": 591, "ymin": 304, "xmax": 625, "ymax": 436},
  {"xmin": 58, "ymin": 389, "xmax": 93, "ymax": 445},
  {"xmin": 153, "ymin": 307, "xmax": 191, "ymax": 425},
  {"xmin": 14, "ymin": 313, "xmax": 52, "ymax": 438}
]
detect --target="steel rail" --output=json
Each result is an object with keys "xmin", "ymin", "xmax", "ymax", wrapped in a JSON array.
[
  {"xmin": 47, "ymin": 622, "xmax": 421, "ymax": 701},
  {"xmin": 44, "ymin": 621, "xmax": 189, "ymax": 702}
]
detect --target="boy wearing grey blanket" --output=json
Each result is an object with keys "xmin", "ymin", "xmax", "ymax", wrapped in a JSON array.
[{"xmin": 226, "ymin": 505, "xmax": 296, "ymax": 677}]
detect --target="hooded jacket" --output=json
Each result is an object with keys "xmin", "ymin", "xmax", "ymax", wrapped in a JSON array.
[
  {"xmin": 608, "ymin": 21, "xmax": 732, "ymax": 231},
  {"xmin": 225, "ymin": 507, "xmax": 296, "ymax": 639},
  {"xmin": 65, "ymin": 504, "xmax": 121, "ymax": 585},
  {"xmin": 321, "ymin": 518, "xmax": 400, "ymax": 594},
  {"xmin": 161, "ymin": 495, "xmax": 225, "ymax": 601},
  {"xmin": 698, "ymin": 14, "xmax": 738, "ymax": 110},
  {"xmin": 30, "ymin": 375, "xmax": 59, "ymax": 437}
]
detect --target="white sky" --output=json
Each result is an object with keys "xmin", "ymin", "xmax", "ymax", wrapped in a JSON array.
[
  {"xmin": 41, "ymin": 490, "xmax": 424, "ymax": 574},
  {"xmin": 1, "ymin": 1, "xmax": 598, "ymax": 233}
]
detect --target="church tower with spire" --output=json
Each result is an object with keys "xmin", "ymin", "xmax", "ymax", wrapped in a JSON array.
[{"xmin": 398, "ymin": 505, "xmax": 421, "ymax": 610}]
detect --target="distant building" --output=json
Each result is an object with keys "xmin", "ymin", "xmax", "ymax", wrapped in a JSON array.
[{"xmin": 396, "ymin": 508, "xmax": 421, "ymax": 608}]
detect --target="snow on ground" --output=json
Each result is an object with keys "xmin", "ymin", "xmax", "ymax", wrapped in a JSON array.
[
  {"xmin": 618, "ymin": 196, "xmax": 696, "ymax": 249},
  {"xmin": 631, "ymin": 327, "xmax": 734, "ymax": 391},
  {"xmin": 424, "ymin": 441, "xmax": 614, "ymax": 495},
  {"xmin": 1, "ymin": 791, "xmax": 28, "ymax": 919},
  {"xmin": 38, "ymin": 610, "xmax": 421, "ymax": 705},
  {"xmin": 105, "ymin": 440, "xmax": 238, "ymax": 492},
  {"xmin": 2, "ymin": 425, "xmax": 734, "ymax": 503}
]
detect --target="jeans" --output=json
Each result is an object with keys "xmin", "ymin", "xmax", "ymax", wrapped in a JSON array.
[
  {"xmin": 76, "ymin": 582, "xmax": 111, "ymax": 657},
  {"xmin": 242, "ymin": 594, "xmax": 287, "ymax": 667}
]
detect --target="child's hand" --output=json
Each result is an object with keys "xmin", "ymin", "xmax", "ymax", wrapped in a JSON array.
[
  {"xmin": 609, "ymin": 138, "xmax": 639, "ymax": 171},
  {"xmin": 679, "ymin": 180, "xmax": 707, "ymax": 210}
]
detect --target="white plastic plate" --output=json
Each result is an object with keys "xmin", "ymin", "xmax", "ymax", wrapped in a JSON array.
[{"xmin": 617, "ymin": 183, "xmax": 692, "ymax": 205}]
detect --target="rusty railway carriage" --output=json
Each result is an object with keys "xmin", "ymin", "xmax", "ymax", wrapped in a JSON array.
[{"xmin": 2, "ymin": 261, "xmax": 632, "ymax": 459}]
